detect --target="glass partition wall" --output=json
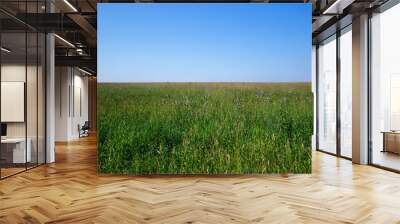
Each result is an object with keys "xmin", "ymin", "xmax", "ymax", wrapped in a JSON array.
[
  {"xmin": 339, "ymin": 26, "xmax": 352, "ymax": 159},
  {"xmin": 316, "ymin": 25, "xmax": 352, "ymax": 159},
  {"xmin": 370, "ymin": 2, "xmax": 400, "ymax": 171},
  {"xmin": 0, "ymin": 4, "xmax": 46, "ymax": 179},
  {"xmin": 317, "ymin": 35, "xmax": 337, "ymax": 155},
  {"xmin": 0, "ymin": 31, "xmax": 27, "ymax": 177}
]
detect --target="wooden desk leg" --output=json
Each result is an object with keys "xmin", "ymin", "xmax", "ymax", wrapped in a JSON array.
[{"xmin": 382, "ymin": 133, "xmax": 386, "ymax": 153}]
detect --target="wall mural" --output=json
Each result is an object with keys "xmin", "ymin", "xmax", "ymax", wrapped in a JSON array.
[{"xmin": 97, "ymin": 3, "xmax": 313, "ymax": 174}]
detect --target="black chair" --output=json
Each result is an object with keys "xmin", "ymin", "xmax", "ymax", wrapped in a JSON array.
[{"xmin": 79, "ymin": 121, "xmax": 90, "ymax": 138}]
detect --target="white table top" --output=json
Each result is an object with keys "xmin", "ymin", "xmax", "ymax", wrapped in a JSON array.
[
  {"xmin": 381, "ymin": 131, "xmax": 400, "ymax": 134},
  {"xmin": 1, "ymin": 138, "xmax": 30, "ymax": 143}
]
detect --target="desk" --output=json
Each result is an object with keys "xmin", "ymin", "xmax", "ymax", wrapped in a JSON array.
[
  {"xmin": 382, "ymin": 131, "xmax": 400, "ymax": 154},
  {"xmin": 1, "ymin": 138, "xmax": 31, "ymax": 164}
]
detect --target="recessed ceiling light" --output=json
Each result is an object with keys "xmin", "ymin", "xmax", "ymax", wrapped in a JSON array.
[
  {"xmin": 54, "ymin": 34, "xmax": 75, "ymax": 48},
  {"xmin": 63, "ymin": 0, "xmax": 78, "ymax": 12},
  {"xmin": 78, "ymin": 67, "xmax": 93, "ymax": 76},
  {"xmin": 1, "ymin": 47, "xmax": 11, "ymax": 53},
  {"xmin": 323, "ymin": 0, "xmax": 354, "ymax": 15}
]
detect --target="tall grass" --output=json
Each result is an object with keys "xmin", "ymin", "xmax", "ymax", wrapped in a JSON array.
[{"xmin": 98, "ymin": 83, "xmax": 313, "ymax": 174}]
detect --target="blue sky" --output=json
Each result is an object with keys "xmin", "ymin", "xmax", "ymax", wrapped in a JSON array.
[{"xmin": 98, "ymin": 3, "xmax": 311, "ymax": 83}]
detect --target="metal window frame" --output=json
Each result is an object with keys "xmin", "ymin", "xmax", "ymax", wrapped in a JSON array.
[
  {"xmin": 315, "ymin": 0, "xmax": 400, "ymax": 172},
  {"xmin": 367, "ymin": 0, "xmax": 400, "ymax": 173},
  {"xmin": 315, "ymin": 23, "xmax": 353, "ymax": 161}
]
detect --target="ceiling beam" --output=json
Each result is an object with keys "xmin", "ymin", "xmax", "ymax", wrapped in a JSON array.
[
  {"xmin": 55, "ymin": 55, "xmax": 97, "ymax": 73},
  {"xmin": 67, "ymin": 13, "xmax": 97, "ymax": 46}
]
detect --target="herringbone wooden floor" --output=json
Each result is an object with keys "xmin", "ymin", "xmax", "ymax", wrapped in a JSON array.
[{"xmin": 1, "ymin": 135, "xmax": 400, "ymax": 224}]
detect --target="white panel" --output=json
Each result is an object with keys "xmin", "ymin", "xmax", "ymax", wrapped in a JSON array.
[
  {"xmin": 1, "ymin": 82, "xmax": 25, "ymax": 122},
  {"xmin": 46, "ymin": 32, "xmax": 55, "ymax": 163}
]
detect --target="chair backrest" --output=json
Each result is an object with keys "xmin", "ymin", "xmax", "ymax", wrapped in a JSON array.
[{"xmin": 82, "ymin": 121, "xmax": 90, "ymax": 129}]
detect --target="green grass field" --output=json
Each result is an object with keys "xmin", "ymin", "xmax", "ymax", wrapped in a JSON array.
[{"xmin": 97, "ymin": 83, "xmax": 313, "ymax": 174}]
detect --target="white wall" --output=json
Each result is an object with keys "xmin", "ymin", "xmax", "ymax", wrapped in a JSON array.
[
  {"xmin": 1, "ymin": 65, "xmax": 39, "ymax": 138},
  {"xmin": 71, "ymin": 73, "xmax": 89, "ymax": 138},
  {"xmin": 1, "ymin": 63, "xmax": 46, "ymax": 164},
  {"xmin": 55, "ymin": 67, "xmax": 89, "ymax": 141},
  {"xmin": 55, "ymin": 66, "xmax": 70, "ymax": 141},
  {"xmin": 352, "ymin": 14, "xmax": 369, "ymax": 164},
  {"xmin": 312, "ymin": 45, "xmax": 317, "ymax": 150},
  {"xmin": 1, "ymin": 65, "xmax": 26, "ymax": 138}
]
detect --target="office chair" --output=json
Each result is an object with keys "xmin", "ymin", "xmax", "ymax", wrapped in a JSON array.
[{"xmin": 79, "ymin": 121, "xmax": 90, "ymax": 138}]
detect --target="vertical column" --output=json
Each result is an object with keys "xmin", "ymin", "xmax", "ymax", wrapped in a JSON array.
[
  {"xmin": 46, "ymin": 0, "xmax": 55, "ymax": 163},
  {"xmin": 352, "ymin": 14, "xmax": 369, "ymax": 164},
  {"xmin": 88, "ymin": 77, "xmax": 97, "ymax": 132},
  {"xmin": 336, "ymin": 30, "xmax": 341, "ymax": 156}
]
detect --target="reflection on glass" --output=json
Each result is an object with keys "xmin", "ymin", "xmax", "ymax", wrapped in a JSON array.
[
  {"xmin": 1, "ymin": 32, "xmax": 27, "ymax": 177},
  {"xmin": 27, "ymin": 31, "xmax": 38, "ymax": 169},
  {"xmin": 390, "ymin": 75, "xmax": 400, "ymax": 130},
  {"xmin": 0, "ymin": 1, "xmax": 47, "ymax": 179},
  {"xmin": 371, "ymin": 3, "xmax": 400, "ymax": 171},
  {"xmin": 318, "ymin": 35, "xmax": 337, "ymax": 154},
  {"xmin": 38, "ymin": 33, "xmax": 46, "ymax": 165},
  {"xmin": 340, "ymin": 27, "xmax": 352, "ymax": 158}
]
